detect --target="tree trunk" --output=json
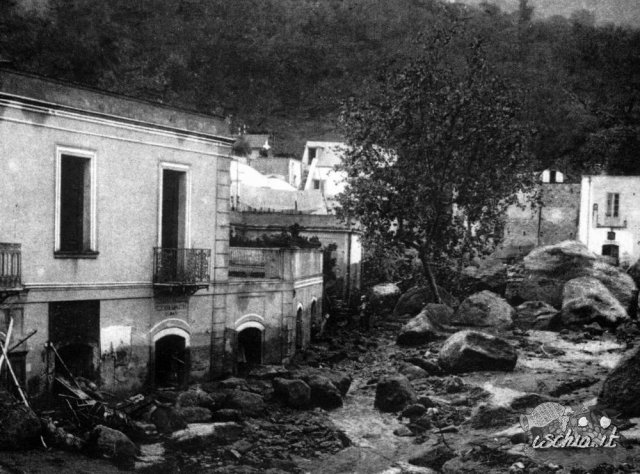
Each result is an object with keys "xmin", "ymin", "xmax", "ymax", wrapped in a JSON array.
[{"xmin": 420, "ymin": 250, "xmax": 442, "ymax": 304}]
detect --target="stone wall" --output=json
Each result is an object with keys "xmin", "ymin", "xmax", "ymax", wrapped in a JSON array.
[{"xmin": 501, "ymin": 183, "xmax": 581, "ymax": 259}]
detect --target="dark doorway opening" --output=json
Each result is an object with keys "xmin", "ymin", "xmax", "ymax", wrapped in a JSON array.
[
  {"xmin": 49, "ymin": 300, "xmax": 100, "ymax": 382},
  {"xmin": 295, "ymin": 308, "xmax": 303, "ymax": 350},
  {"xmin": 602, "ymin": 244, "xmax": 620, "ymax": 266},
  {"xmin": 237, "ymin": 327, "xmax": 262, "ymax": 369},
  {"xmin": 155, "ymin": 334, "xmax": 188, "ymax": 388}
]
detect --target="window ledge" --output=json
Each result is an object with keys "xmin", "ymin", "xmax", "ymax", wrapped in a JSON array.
[{"xmin": 54, "ymin": 251, "xmax": 99, "ymax": 259}]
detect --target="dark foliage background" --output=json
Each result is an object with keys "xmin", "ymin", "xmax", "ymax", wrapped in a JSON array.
[{"xmin": 1, "ymin": 0, "xmax": 638, "ymax": 172}]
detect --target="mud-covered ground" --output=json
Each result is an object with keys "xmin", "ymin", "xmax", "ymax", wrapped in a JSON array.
[{"xmin": 0, "ymin": 318, "xmax": 639, "ymax": 474}]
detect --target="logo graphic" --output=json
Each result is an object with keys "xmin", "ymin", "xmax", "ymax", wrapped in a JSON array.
[{"xmin": 519, "ymin": 402, "xmax": 620, "ymax": 450}]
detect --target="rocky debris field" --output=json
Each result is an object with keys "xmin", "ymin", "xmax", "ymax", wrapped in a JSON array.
[{"xmin": 2, "ymin": 240, "xmax": 640, "ymax": 473}]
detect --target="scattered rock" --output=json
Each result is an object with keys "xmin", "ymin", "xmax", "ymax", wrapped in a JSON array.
[
  {"xmin": 374, "ymin": 375, "xmax": 417, "ymax": 412},
  {"xmin": 559, "ymin": 277, "xmax": 630, "ymax": 327},
  {"xmin": 468, "ymin": 404, "xmax": 515, "ymax": 429},
  {"xmin": 462, "ymin": 259, "xmax": 508, "ymax": 295},
  {"xmin": 441, "ymin": 457, "xmax": 485, "ymax": 474},
  {"xmin": 219, "ymin": 377, "xmax": 250, "ymax": 391},
  {"xmin": 211, "ymin": 409, "xmax": 243, "ymax": 422},
  {"xmin": 438, "ymin": 330, "xmax": 518, "ymax": 373},
  {"xmin": 510, "ymin": 393, "xmax": 553, "ymax": 411},
  {"xmin": 393, "ymin": 285, "xmax": 459, "ymax": 319},
  {"xmin": 514, "ymin": 301, "xmax": 558, "ymax": 329},
  {"xmin": 0, "ymin": 405, "xmax": 41, "ymax": 450},
  {"xmin": 443, "ymin": 376, "xmax": 464, "ymax": 393},
  {"xmin": 150, "ymin": 406, "xmax": 188, "ymax": 434},
  {"xmin": 306, "ymin": 375, "xmax": 343, "ymax": 409},
  {"xmin": 417, "ymin": 396, "xmax": 437, "ymax": 408},
  {"xmin": 88, "ymin": 425, "xmax": 137, "ymax": 470},
  {"xmin": 397, "ymin": 305, "xmax": 453, "ymax": 346},
  {"xmin": 399, "ymin": 363, "xmax": 429, "ymax": 380},
  {"xmin": 370, "ymin": 283, "xmax": 402, "ymax": 313},
  {"xmin": 176, "ymin": 388, "xmax": 215, "ymax": 408},
  {"xmin": 170, "ymin": 422, "xmax": 243, "ymax": 444},
  {"xmin": 292, "ymin": 368, "xmax": 352, "ymax": 397},
  {"xmin": 393, "ymin": 426, "xmax": 415, "ymax": 437},
  {"xmin": 224, "ymin": 390, "xmax": 265, "ymax": 416},
  {"xmin": 272, "ymin": 378, "xmax": 311, "ymax": 409},
  {"xmin": 409, "ymin": 445, "xmax": 456, "ymax": 470},
  {"xmin": 246, "ymin": 365, "xmax": 290, "ymax": 380},
  {"xmin": 174, "ymin": 406, "xmax": 212, "ymax": 423},
  {"xmin": 406, "ymin": 357, "xmax": 442, "ymax": 375},
  {"xmin": 599, "ymin": 345, "xmax": 640, "ymax": 417},
  {"xmin": 451, "ymin": 291, "xmax": 514, "ymax": 328},
  {"xmin": 401, "ymin": 403, "xmax": 427, "ymax": 419}
]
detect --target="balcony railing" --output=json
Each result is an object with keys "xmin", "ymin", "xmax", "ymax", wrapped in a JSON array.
[
  {"xmin": 0, "ymin": 243, "xmax": 22, "ymax": 290},
  {"xmin": 229, "ymin": 248, "xmax": 284, "ymax": 279},
  {"xmin": 596, "ymin": 215, "xmax": 627, "ymax": 229},
  {"xmin": 153, "ymin": 248, "xmax": 211, "ymax": 286}
]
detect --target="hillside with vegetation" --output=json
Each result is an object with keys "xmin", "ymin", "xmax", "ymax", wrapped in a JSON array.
[{"xmin": 1, "ymin": 0, "xmax": 639, "ymax": 173}]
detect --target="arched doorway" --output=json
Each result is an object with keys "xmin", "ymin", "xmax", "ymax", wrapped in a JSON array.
[
  {"xmin": 155, "ymin": 334, "xmax": 188, "ymax": 388},
  {"xmin": 237, "ymin": 327, "xmax": 262, "ymax": 369},
  {"xmin": 295, "ymin": 307, "xmax": 303, "ymax": 350}
]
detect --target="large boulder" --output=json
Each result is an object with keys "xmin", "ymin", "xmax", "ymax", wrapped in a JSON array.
[
  {"xmin": 506, "ymin": 240, "xmax": 638, "ymax": 313},
  {"xmin": 590, "ymin": 261, "xmax": 638, "ymax": 313},
  {"xmin": 627, "ymin": 257, "xmax": 640, "ymax": 289},
  {"xmin": 393, "ymin": 285, "xmax": 459, "ymax": 319},
  {"xmin": 599, "ymin": 345, "xmax": 640, "ymax": 417},
  {"xmin": 0, "ymin": 405, "xmax": 42, "ymax": 450},
  {"xmin": 559, "ymin": 277, "xmax": 630, "ymax": 327},
  {"xmin": 461, "ymin": 259, "xmax": 508, "ymax": 295},
  {"xmin": 174, "ymin": 406, "xmax": 212, "ymax": 423},
  {"xmin": 272, "ymin": 378, "xmax": 311, "ymax": 409},
  {"xmin": 224, "ymin": 390, "xmax": 265, "ymax": 416},
  {"xmin": 438, "ymin": 330, "xmax": 518, "ymax": 373},
  {"xmin": 514, "ymin": 301, "xmax": 558, "ymax": 329},
  {"xmin": 306, "ymin": 375, "xmax": 343, "ymax": 409},
  {"xmin": 450, "ymin": 291, "xmax": 514, "ymax": 328},
  {"xmin": 396, "ymin": 304, "xmax": 453, "ymax": 346},
  {"xmin": 369, "ymin": 283, "xmax": 401, "ymax": 313},
  {"xmin": 292, "ymin": 368, "xmax": 352, "ymax": 397},
  {"xmin": 88, "ymin": 425, "xmax": 137, "ymax": 470},
  {"xmin": 374, "ymin": 375, "xmax": 417, "ymax": 412}
]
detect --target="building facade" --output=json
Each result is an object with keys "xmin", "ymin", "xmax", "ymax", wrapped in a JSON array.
[
  {"xmin": 302, "ymin": 141, "xmax": 347, "ymax": 204},
  {"xmin": 500, "ymin": 182, "xmax": 581, "ymax": 260},
  {"xmin": 578, "ymin": 175, "xmax": 640, "ymax": 267},
  {"xmin": 0, "ymin": 70, "xmax": 322, "ymax": 396}
]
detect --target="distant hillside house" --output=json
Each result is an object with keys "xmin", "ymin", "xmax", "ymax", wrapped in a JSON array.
[
  {"xmin": 244, "ymin": 133, "xmax": 272, "ymax": 159},
  {"xmin": 302, "ymin": 141, "xmax": 348, "ymax": 208},
  {"xmin": 251, "ymin": 156, "xmax": 303, "ymax": 189}
]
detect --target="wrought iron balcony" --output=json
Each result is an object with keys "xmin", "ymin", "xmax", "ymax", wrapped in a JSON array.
[
  {"xmin": 153, "ymin": 248, "xmax": 211, "ymax": 295},
  {"xmin": 596, "ymin": 215, "xmax": 627, "ymax": 229},
  {"xmin": 0, "ymin": 243, "xmax": 23, "ymax": 302}
]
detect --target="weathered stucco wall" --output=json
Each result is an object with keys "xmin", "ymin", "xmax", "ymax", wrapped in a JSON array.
[
  {"xmin": 231, "ymin": 211, "xmax": 362, "ymax": 301},
  {"xmin": 501, "ymin": 183, "xmax": 581, "ymax": 258},
  {"xmin": 0, "ymin": 70, "xmax": 232, "ymax": 395}
]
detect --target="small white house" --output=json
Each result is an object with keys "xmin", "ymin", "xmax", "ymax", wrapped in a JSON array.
[
  {"xmin": 578, "ymin": 175, "xmax": 640, "ymax": 267},
  {"xmin": 302, "ymin": 141, "xmax": 348, "ymax": 199}
]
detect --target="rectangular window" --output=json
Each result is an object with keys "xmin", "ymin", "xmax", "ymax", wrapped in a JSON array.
[
  {"xmin": 606, "ymin": 193, "xmax": 620, "ymax": 218},
  {"xmin": 55, "ymin": 148, "xmax": 97, "ymax": 256},
  {"xmin": 308, "ymin": 147, "xmax": 317, "ymax": 161},
  {"xmin": 313, "ymin": 179, "xmax": 322, "ymax": 190}
]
